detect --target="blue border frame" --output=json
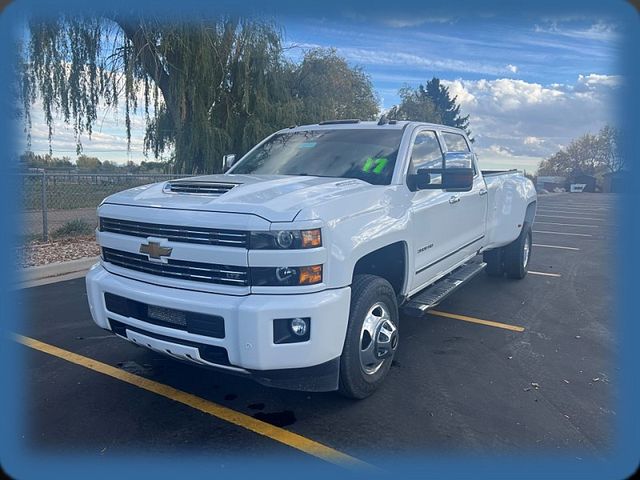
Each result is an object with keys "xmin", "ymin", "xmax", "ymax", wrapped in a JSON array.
[{"xmin": 1, "ymin": 1, "xmax": 638, "ymax": 478}]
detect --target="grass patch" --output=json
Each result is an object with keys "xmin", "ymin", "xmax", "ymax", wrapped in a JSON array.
[{"xmin": 51, "ymin": 219, "xmax": 94, "ymax": 239}]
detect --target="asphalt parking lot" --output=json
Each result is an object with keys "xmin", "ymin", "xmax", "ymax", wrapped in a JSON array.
[{"xmin": 14, "ymin": 192, "xmax": 617, "ymax": 470}]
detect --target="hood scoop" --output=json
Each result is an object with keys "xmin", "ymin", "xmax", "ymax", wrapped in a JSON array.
[{"xmin": 164, "ymin": 181, "xmax": 239, "ymax": 196}]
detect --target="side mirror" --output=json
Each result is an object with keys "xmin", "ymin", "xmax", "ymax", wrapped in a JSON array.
[
  {"xmin": 441, "ymin": 168, "xmax": 474, "ymax": 191},
  {"xmin": 412, "ymin": 168, "xmax": 432, "ymax": 190},
  {"xmin": 223, "ymin": 154, "xmax": 237, "ymax": 172}
]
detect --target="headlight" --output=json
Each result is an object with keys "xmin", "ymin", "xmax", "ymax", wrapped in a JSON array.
[
  {"xmin": 251, "ymin": 265, "xmax": 323, "ymax": 286},
  {"xmin": 250, "ymin": 229, "xmax": 322, "ymax": 250}
]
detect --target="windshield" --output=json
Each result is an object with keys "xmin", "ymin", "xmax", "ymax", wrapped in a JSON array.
[{"xmin": 230, "ymin": 129, "xmax": 404, "ymax": 185}]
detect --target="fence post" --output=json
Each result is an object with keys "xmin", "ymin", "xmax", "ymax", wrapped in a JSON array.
[{"xmin": 41, "ymin": 171, "xmax": 48, "ymax": 242}]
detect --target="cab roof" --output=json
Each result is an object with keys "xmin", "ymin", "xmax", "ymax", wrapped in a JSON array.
[{"xmin": 278, "ymin": 120, "xmax": 467, "ymax": 136}]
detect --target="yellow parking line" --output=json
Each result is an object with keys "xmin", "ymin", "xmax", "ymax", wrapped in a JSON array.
[
  {"xmin": 429, "ymin": 310, "xmax": 525, "ymax": 332},
  {"xmin": 15, "ymin": 334, "xmax": 374, "ymax": 471}
]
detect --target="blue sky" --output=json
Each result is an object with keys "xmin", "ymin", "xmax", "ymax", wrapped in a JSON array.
[{"xmin": 23, "ymin": 13, "xmax": 622, "ymax": 172}]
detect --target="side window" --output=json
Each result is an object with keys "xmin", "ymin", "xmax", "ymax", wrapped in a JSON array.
[
  {"xmin": 441, "ymin": 132, "xmax": 470, "ymax": 152},
  {"xmin": 409, "ymin": 130, "xmax": 443, "ymax": 185}
]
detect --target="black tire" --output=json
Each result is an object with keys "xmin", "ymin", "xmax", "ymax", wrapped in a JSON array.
[
  {"xmin": 483, "ymin": 248, "xmax": 504, "ymax": 277},
  {"xmin": 338, "ymin": 274, "xmax": 399, "ymax": 399},
  {"xmin": 503, "ymin": 224, "xmax": 532, "ymax": 279}
]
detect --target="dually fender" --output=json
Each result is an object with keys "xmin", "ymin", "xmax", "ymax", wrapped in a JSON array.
[{"xmin": 484, "ymin": 176, "xmax": 537, "ymax": 249}]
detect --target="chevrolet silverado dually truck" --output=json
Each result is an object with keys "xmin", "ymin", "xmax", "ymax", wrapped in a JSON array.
[{"xmin": 86, "ymin": 119, "xmax": 536, "ymax": 398}]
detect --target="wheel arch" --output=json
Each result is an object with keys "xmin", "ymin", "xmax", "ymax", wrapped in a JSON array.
[
  {"xmin": 352, "ymin": 241, "xmax": 409, "ymax": 297},
  {"xmin": 524, "ymin": 200, "xmax": 537, "ymax": 225}
]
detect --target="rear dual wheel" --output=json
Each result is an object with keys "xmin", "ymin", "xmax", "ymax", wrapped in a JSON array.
[{"xmin": 484, "ymin": 224, "xmax": 532, "ymax": 280}]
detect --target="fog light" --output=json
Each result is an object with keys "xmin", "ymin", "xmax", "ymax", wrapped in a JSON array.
[
  {"xmin": 274, "ymin": 317, "xmax": 311, "ymax": 344},
  {"xmin": 290, "ymin": 318, "xmax": 308, "ymax": 336}
]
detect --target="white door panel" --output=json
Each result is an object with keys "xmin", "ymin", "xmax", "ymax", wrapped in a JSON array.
[{"xmin": 409, "ymin": 131, "xmax": 488, "ymax": 292}]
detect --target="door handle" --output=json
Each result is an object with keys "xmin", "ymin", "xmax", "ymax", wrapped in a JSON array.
[
  {"xmin": 449, "ymin": 195, "xmax": 460, "ymax": 204},
  {"xmin": 479, "ymin": 188, "xmax": 488, "ymax": 196}
]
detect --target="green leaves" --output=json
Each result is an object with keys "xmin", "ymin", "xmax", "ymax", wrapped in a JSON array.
[
  {"xmin": 538, "ymin": 125, "xmax": 623, "ymax": 177},
  {"xmin": 22, "ymin": 18, "xmax": 380, "ymax": 174},
  {"xmin": 388, "ymin": 77, "xmax": 472, "ymax": 141}
]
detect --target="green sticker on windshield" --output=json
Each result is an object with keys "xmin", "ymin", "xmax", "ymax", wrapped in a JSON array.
[{"xmin": 362, "ymin": 157, "xmax": 388, "ymax": 174}]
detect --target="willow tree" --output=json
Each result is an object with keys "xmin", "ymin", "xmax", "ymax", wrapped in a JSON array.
[
  {"xmin": 21, "ymin": 15, "xmax": 301, "ymax": 173},
  {"xmin": 292, "ymin": 48, "xmax": 379, "ymax": 123}
]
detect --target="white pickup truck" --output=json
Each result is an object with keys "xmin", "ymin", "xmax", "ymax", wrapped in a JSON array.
[{"xmin": 86, "ymin": 120, "xmax": 536, "ymax": 398}]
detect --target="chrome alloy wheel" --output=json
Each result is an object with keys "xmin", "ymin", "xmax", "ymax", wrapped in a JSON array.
[
  {"xmin": 359, "ymin": 302, "xmax": 398, "ymax": 375},
  {"xmin": 523, "ymin": 234, "xmax": 531, "ymax": 268}
]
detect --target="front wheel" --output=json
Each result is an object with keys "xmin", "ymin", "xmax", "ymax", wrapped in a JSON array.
[
  {"xmin": 503, "ymin": 224, "xmax": 532, "ymax": 279},
  {"xmin": 338, "ymin": 275, "xmax": 399, "ymax": 399}
]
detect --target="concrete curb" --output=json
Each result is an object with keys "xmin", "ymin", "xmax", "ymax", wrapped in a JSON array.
[{"xmin": 20, "ymin": 256, "xmax": 99, "ymax": 283}]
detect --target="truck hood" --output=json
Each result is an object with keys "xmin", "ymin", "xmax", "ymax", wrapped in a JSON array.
[{"xmin": 103, "ymin": 174, "xmax": 375, "ymax": 222}]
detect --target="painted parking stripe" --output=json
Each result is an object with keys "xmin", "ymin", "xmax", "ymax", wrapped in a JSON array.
[
  {"xmin": 15, "ymin": 334, "xmax": 374, "ymax": 471},
  {"xmin": 534, "ymin": 222, "xmax": 599, "ymax": 228},
  {"xmin": 535, "ymin": 214, "xmax": 605, "ymax": 221},
  {"xmin": 429, "ymin": 310, "xmax": 525, "ymax": 332},
  {"xmin": 537, "ymin": 204, "xmax": 613, "ymax": 210},
  {"xmin": 538, "ymin": 208, "xmax": 612, "ymax": 213},
  {"xmin": 537, "ymin": 210, "xmax": 607, "ymax": 217},
  {"xmin": 528, "ymin": 271, "xmax": 562, "ymax": 278},
  {"xmin": 532, "ymin": 230, "xmax": 593, "ymax": 237},
  {"xmin": 533, "ymin": 243, "xmax": 580, "ymax": 251},
  {"xmin": 537, "ymin": 202, "xmax": 613, "ymax": 208}
]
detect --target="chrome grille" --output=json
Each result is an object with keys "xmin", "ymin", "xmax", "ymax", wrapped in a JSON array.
[
  {"xmin": 99, "ymin": 217, "xmax": 249, "ymax": 248},
  {"xmin": 102, "ymin": 247, "xmax": 249, "ymax": 286},
  {"xmin": 165, "ymin": 181, "xmax": 237, "ymax": 195}
]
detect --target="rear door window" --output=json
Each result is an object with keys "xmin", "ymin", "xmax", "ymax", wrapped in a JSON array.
[{"xmin": 441, "ymin": 132, "xmax": 470, "ymax": 152}]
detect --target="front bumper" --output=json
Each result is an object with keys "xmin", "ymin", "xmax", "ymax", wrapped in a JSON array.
[{"xmin": 85, "ymin": 264, "xmax": 350, "ymax": 391}]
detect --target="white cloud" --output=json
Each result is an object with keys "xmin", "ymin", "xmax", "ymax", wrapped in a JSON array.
[
  {"xmin": 443, "ymin": 74, "xmax": 621, "ymax": 172},
  {"xmin": 533, "ymin": 20, "xmax": 620, "ymax": 42},
  {"xmin": 576, "ymin": 73, "xmax": 622, "ymax": 89},
  {"xmin": 523, "ymin": 136, "xmax": 543, "ymax": 146},
  {"xmin": 382, "ymin": 16, "xmax": 455, "ymax": 28},
  {"xmin": 286, "ymin": 42, "xmax": 519, "ymax": 76},
  {"xmin": 22, "ymin": 72, "xmax": 167, "ymax": 164}
]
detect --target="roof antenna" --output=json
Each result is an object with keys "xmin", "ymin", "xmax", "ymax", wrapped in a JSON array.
[{"xmin": 377, "ymin": 115, "xmax": 389, "ymax": 126}]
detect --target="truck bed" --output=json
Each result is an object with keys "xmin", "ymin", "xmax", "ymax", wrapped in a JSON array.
[{"xmin": 481, "ymin": 169, "xmax": 518, "ymax": 177}]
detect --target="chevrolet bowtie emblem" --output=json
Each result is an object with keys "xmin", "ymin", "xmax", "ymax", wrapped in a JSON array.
[{"xmin": 140, "ymin": 241, "xmax": 173, "ymax": 260}]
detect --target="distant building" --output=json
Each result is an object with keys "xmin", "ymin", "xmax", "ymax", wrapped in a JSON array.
[
  {"xmin": 567, "ymin": 174, "xmax": 596, "ymax": 193},
  {"xmin": 537, "ymin": 176, "xmax": 566, "ymax": 191},
  {"xmin": 602, "ymin": 171, "xmax": 627, "ymax": 193}
]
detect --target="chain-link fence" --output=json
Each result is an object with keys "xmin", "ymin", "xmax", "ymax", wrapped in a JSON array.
[{"xmin": 20, "ymin": 172, "xmax": 192, "ymax": 242}]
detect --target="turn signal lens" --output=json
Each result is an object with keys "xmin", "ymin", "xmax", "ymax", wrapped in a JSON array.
[
  {"xmin": 301, "ymin": 229, "xmax": 322, "ymax": 248},
  {"xmin": 299, "ymin": 265, "xmax": 323, "ymax": 285}
]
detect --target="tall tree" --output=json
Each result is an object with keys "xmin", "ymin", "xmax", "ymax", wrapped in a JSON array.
[
  {"xmin": 424, "ymin": 77, "xmax": 471, "ymax": 138},
  {"xmin": 20, "ymin": 17, "xmax": 380, "ymax": 174},
  {"xmin": 387, "ymin": 85, "xmax": 441, "ymax": 124},
  {"xmin": 293, "ymin": 48, "xmax": 379, "ymax": 123},
  {"xmin": 537, "ymin": 125, "xmax": 622, "ymax": 177},
  {"xmin": 388, "ymin": 77, "xmax": 472, "ymax": 139},
  {"xmin": 597, "ymin": 125, "xmax": 624, "ymax": 173},
  {"xmin": 21, "ymin": 15, "xmax": 300, "ymax": 173}
]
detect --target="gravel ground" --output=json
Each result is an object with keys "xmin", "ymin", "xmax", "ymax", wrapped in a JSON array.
[{"xmin": 19, "ymin": 235, "xmax": 100, "ymax": 268}]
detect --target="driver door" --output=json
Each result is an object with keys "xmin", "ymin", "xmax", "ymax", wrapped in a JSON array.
[{"xmin": 408, "ymin": 129, "xmax": 463, "ymax": 292}]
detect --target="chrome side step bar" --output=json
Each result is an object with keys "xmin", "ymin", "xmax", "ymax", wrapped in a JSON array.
[{"xmin": 402, "ymin": 260, "xmax": 486, "ymax": 316}]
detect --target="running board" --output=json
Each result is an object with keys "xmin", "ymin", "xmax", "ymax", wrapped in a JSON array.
[{"xmin": 402, "ymin": 260, "xmax": 486, "ymax": 316}]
